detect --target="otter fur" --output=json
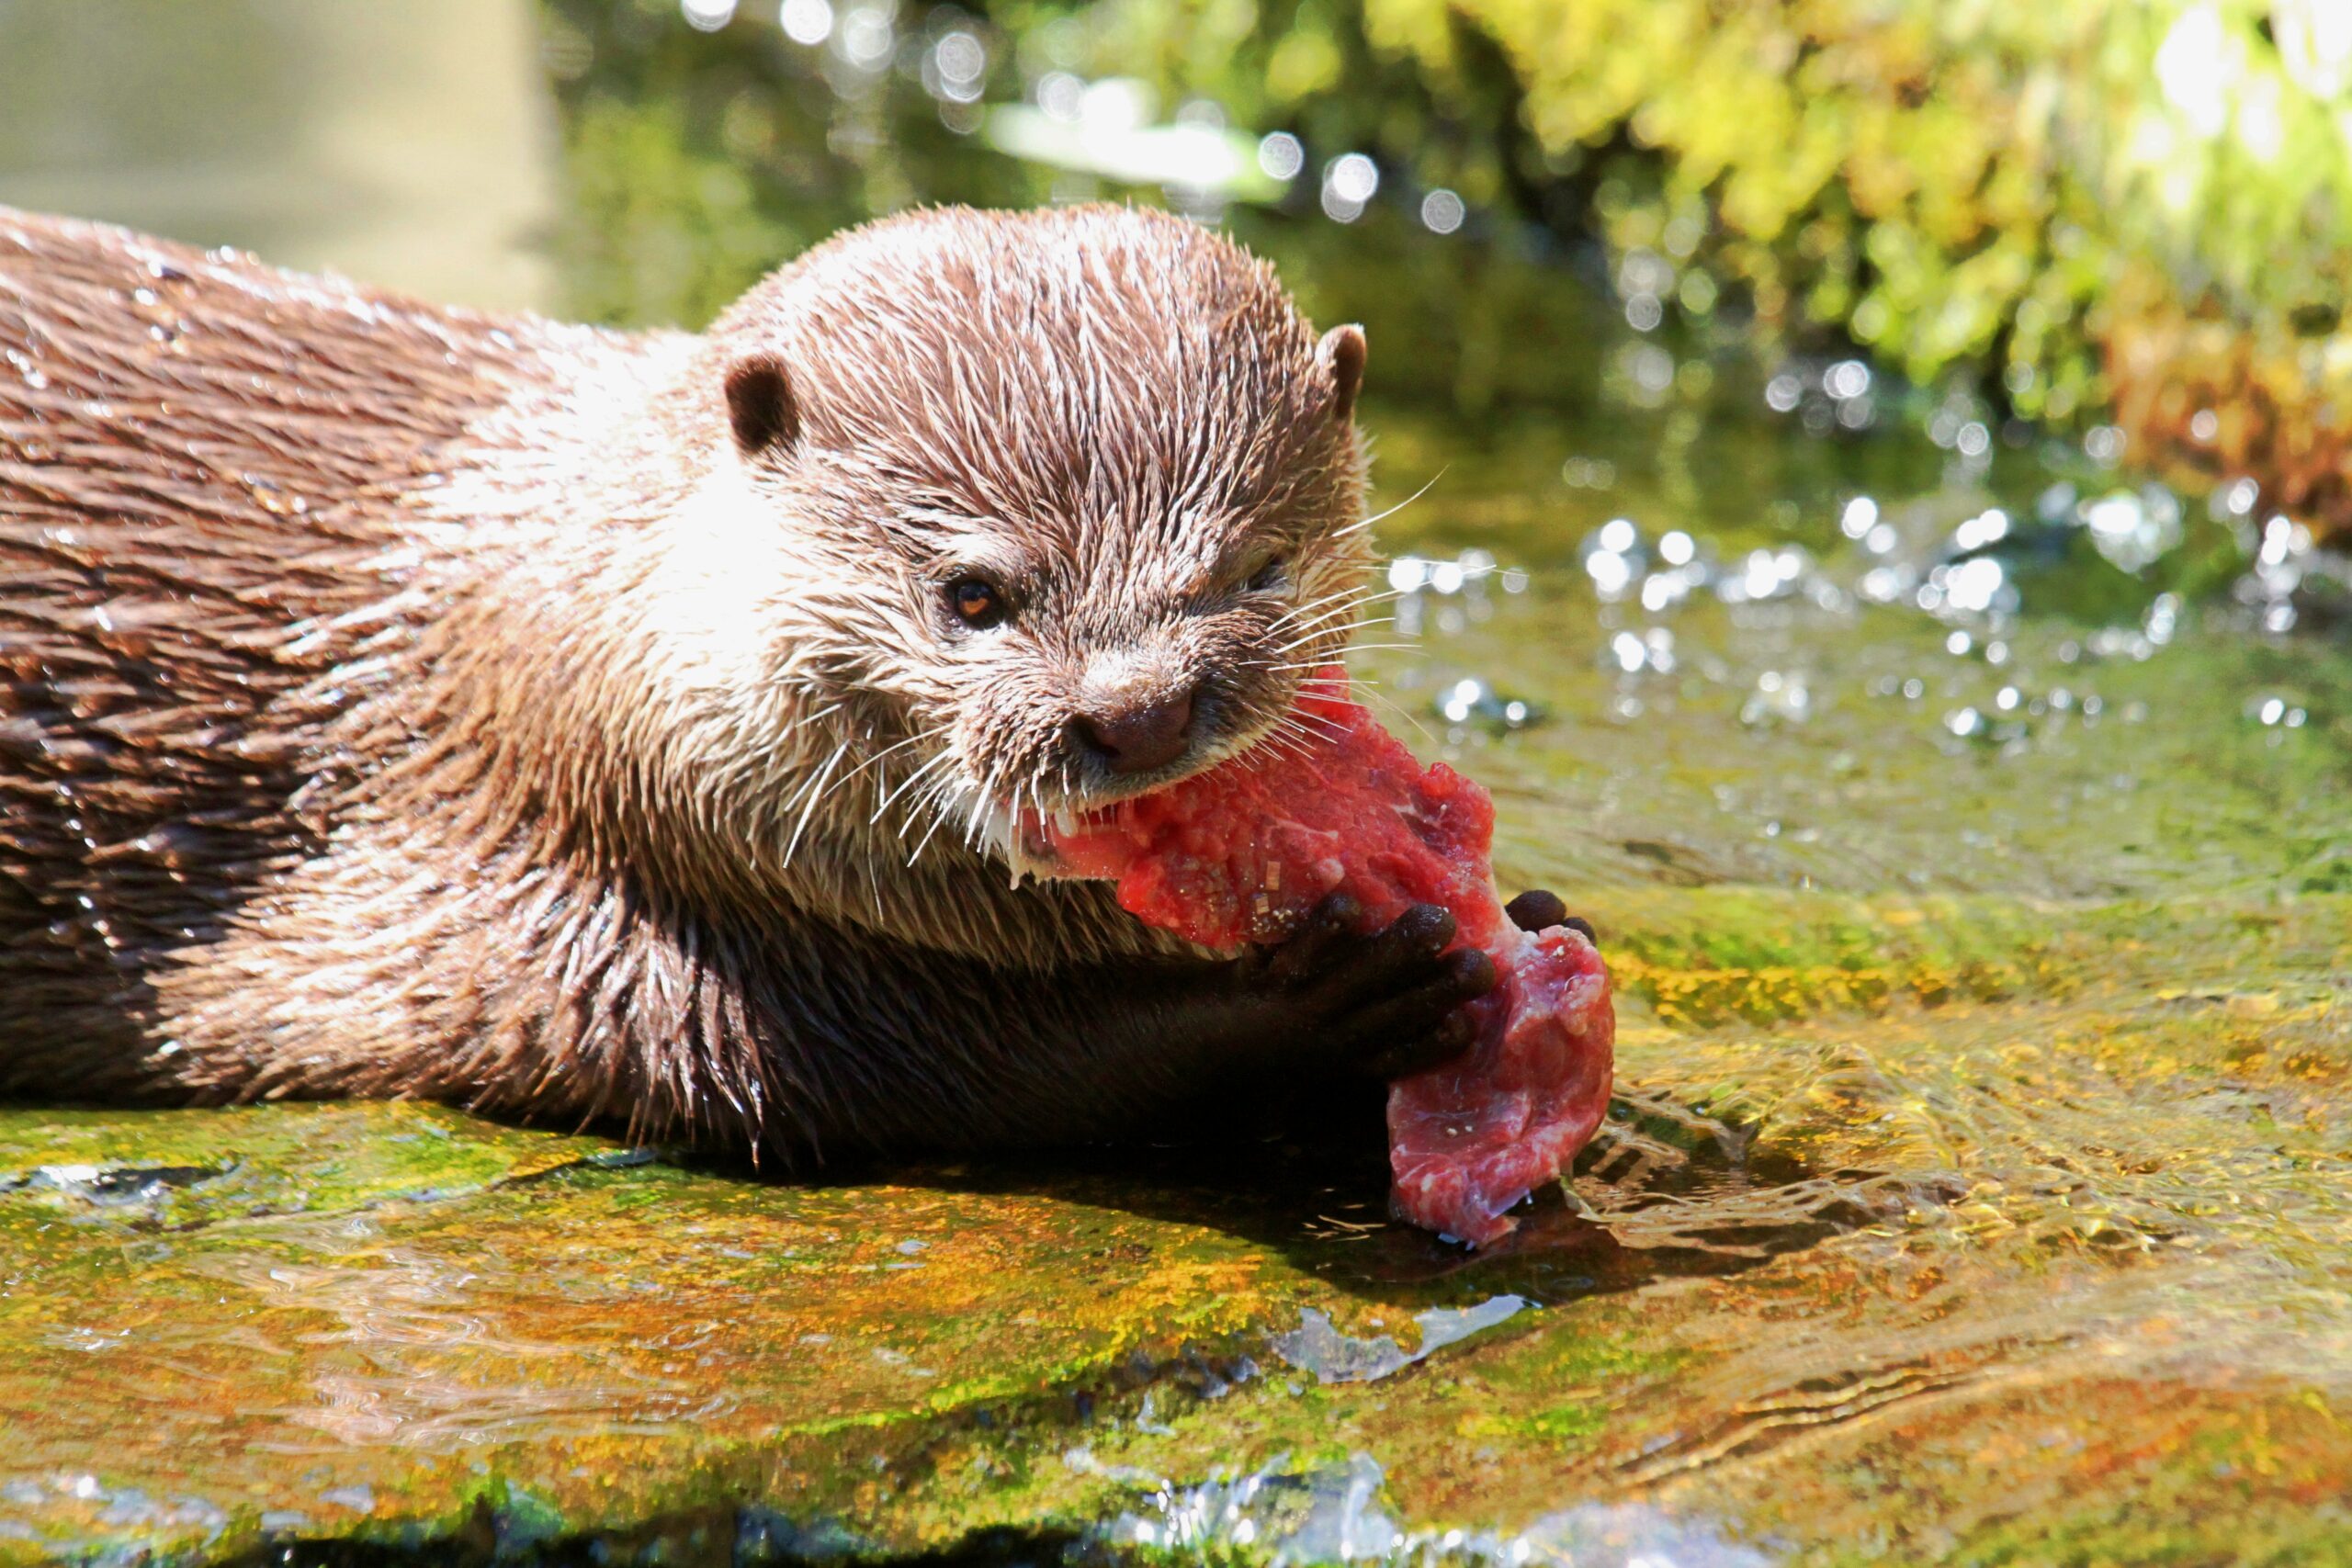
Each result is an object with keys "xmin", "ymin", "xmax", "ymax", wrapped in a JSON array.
[{"xmin": 0, "ymin": 204, "xmax": 1509, "ymax": 1161}]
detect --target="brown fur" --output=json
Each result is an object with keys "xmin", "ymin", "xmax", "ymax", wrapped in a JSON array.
[{"xmin": 0, "ymin": 205, "xmax": 1375, "ymax": 1160}]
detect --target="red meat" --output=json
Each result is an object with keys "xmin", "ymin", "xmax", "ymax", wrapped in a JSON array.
[{"xmin": 1046, "ymin": 671, "xmax": 1614, "ymax": 1245}]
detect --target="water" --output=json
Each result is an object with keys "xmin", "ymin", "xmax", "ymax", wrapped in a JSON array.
[
  {"xmin": 1314, "ymin": 250, "xmax": 2346, "ymax": 912},
  {"xmin": 2, "ymin": 3, "xmax": 2351, "ymax": 1563}
]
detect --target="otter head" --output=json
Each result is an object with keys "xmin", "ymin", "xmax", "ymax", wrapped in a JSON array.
[{"xmin": 688, "ymin": 205, "xmax": 1375, "ymax": 871}]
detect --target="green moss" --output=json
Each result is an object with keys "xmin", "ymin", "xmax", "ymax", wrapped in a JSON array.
[{"xmin": 6, "ymin": 888, "xmax": 2352, "ymax": 1562}]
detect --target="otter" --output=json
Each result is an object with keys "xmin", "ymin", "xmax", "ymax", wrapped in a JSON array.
[{"xmin": 0, "ymin": 203, "xmax": 1556, "ymax": 1162}]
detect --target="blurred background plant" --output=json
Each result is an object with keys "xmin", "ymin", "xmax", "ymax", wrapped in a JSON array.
[{"xmin": 542, "ymin": 0, "xmax": 2352, "ymax": 542}]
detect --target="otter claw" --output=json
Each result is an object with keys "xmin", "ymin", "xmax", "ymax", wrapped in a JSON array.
[
  {"xmin": 1243, "ymin": 893, "xmax": 1491, "ymax": 1081},
  {"xmin": 1348, "ymin": 947, "xmax": 1494, "ymax": 1078},
  {"xmin": 1505, "ymin": 888, "xmax": 1596, "ymax": 944},
  {"xmin": 1264, "ymin": 892, "xmax": 1365, "ymax": 986}
]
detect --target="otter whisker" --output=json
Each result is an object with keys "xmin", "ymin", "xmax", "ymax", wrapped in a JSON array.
[
  {"xmin": 1265, "ymin": 582, "xmax": 1408, "ymax": 636},
  {"xmin": 904, "ymin": 750, "xmax": 995, "ymax": 854},
  {"xmin": 1269, "ymin": 598, "xmax": 1405, "ymax": 648},
  {"xmin": 1265, "ymin": 581, "xmax": 1382, "ymax": 633},
  {"xmin": 1252, "ymin": 727, "xmax": 1317, "ymax": 765},
  {"xmin": 780, "ymin": 739, "xmax": 853, "ymax": 867},
  {"xmin": 1281, "ymin": 594, "xmax": 1404, "ymax": 632},
  {"xmin": 1277, "ymin": 615, "xmax": 1399, "ymax": 658},
  {"xmin": 1253, "ymin": 729, "xmax": 1322, "ymax": 771},
  {"xmin": 840, "ymin": 724, "xmax": 948, "ymax": 793},
  {"xmin": 876, "ymin": 747, "xmax": 962, "ymax": 829},
  {"xmin": 1355, "ymin": 682, "xmax": 1439, "ymax": 745},
  {"xmin": 1283, "ymin": 715, "xmax": 1347, "ymax": 745},
  {"xmin": 961, "ymin": 769, "xmax": 1001, "ymax": 847},
  {"xmin": 1277, "ymin": 697, "xmax": 1349, "ymax": 732},
  {"xmin": 1335, "ymin": 467, "xmax": 1447, "ymax": 538},
  {"xmin": 898, "ymin": 784, "xmax": 955, "ymax": 860},
  {"xmin": 1262, "ymin": 591, "xmax": 1401, "ymax": 641},
  {"xmin": 858, "ymin": 728, "xmax": 953, "ymax": 818},
  {"xmin": 1261, "ymin": 706, "xmax": 1347, "ymax": 754},
  {"xmin": 1259, "ymin": 642, "xmax": 1419, "ymax": 676},
  {"xmin": 894, "ymin": 776, "xmax": 965, "ymax": 847},
  {"xmin": 906, "ymin": 773, "xmax": 973, "ymax": 864}
]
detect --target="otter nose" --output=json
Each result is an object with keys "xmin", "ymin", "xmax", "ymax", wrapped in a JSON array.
[{"xmin": 1077, "ymin": 685, "xmax": 1197, "ymax": 775}]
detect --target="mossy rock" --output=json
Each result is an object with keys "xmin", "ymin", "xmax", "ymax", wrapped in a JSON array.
[{"xmin": 6, "ymin": 871, "xmax": 2350, "ymax": 1562}]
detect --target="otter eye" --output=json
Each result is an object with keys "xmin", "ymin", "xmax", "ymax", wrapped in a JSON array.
[
  {"xmin": 1247, "ymin": 555, "xmax": 1291, "ymax": 592},
  {"xmin": 947, "ymin": 576, "xmax": 1007, "ymax": 629}
]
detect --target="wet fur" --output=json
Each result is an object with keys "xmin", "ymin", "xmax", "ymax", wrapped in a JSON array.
[{"xmin": 0, "ymin": 206, "xmax": 1373, "ymax": 1159}]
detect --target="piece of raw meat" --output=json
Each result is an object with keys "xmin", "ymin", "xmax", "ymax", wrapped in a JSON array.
[{"xmin": 1045, "ymin": 670, "xmax": 1614, "ymax": 1245}]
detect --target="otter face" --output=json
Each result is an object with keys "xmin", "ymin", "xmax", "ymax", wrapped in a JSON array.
[
  {"xmin": 917, "ymin": 416, "xmax": 1369, "ymax": 812},
  {"xmin": 706, "ymin": 206, "xmax": 1377, "ymax": 867}
]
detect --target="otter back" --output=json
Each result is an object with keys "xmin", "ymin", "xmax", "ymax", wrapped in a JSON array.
[{"xmin": 0, "ymin": 211, "xmax": 540, "ymax": 1090}]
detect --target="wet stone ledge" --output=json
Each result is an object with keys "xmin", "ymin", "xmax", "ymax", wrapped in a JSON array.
[{"xmin": 6, "ymin": 889, "xmax": 2351, "ymax": 1566}]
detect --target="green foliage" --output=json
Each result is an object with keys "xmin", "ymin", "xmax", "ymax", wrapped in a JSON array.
[
  {"xmin": 560, "ymin": 91, "xmax": 807, "ymax": 328},
  {"xmin": 1008, "ymin": 0, "xmax": 2352, "ymax": 526},
  {"xmin": 543, "ymin": 0, "xmax": 1048, "ymax": 326},
  {"xmin": 1036, "ymin": 0, "xmax": 2351, "ymax": 383},
  {"xmin": 540, "ymin": 0, "xmax": 2352, "ymax": 526},
  {"xmin": 992, "ymin": 0, "xmax": 1529, "ymax": 206}
]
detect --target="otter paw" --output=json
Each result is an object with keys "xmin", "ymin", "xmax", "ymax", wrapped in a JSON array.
[
  {"xmin": 1504, "ymin": 888, "xmax": 1597, "ymax": 943},
  {"xmin": 1242, "ymin": 893, "xmax": 1497, "ymax": 1080}
]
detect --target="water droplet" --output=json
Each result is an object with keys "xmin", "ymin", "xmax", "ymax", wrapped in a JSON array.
[{"xmin": 1256, "ymin": 131, "xmax": 1304, "ymax": 181}]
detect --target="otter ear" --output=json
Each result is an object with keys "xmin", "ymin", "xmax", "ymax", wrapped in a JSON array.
[
  {"xmin": 1316, "ymin": 324, "xmax": 1367, "ymax": 424},
  {"xmin": 724, "ymin": 353, "xmax": 801, "ymax": 459}
]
